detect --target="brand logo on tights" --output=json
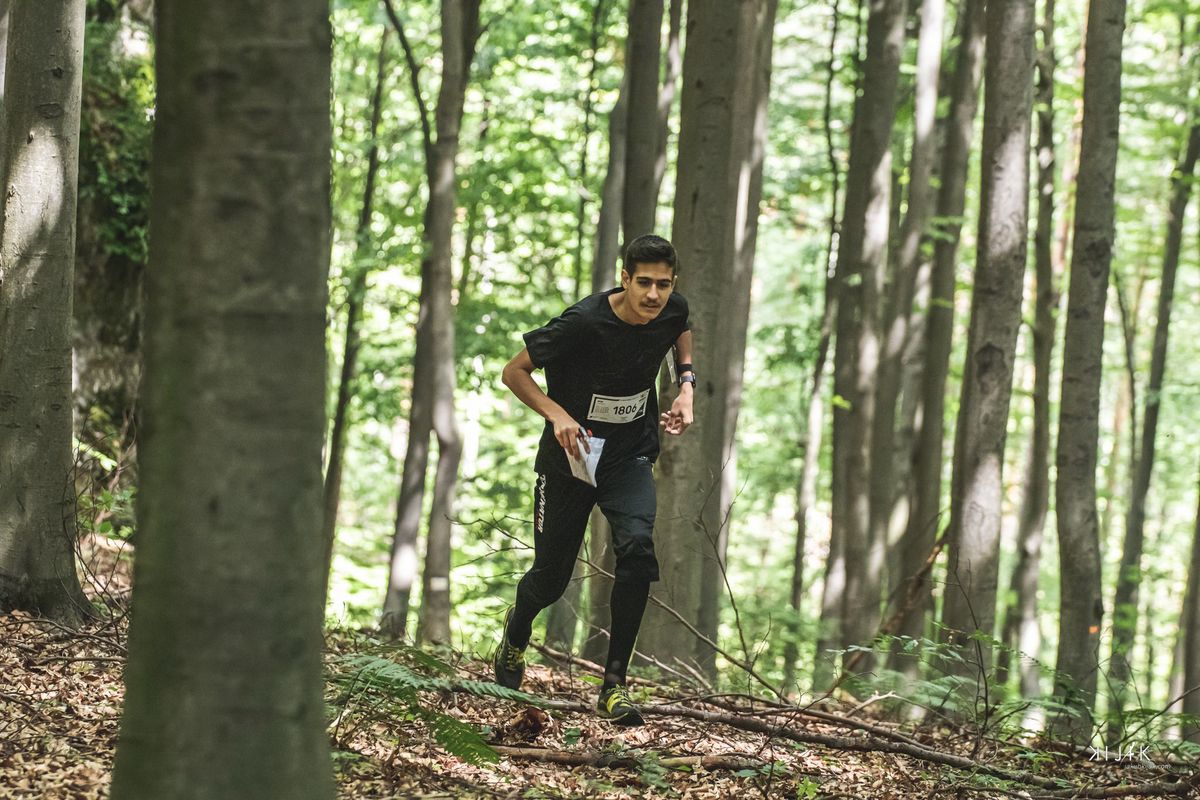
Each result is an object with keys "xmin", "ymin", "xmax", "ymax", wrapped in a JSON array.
[{"xmin": 535, "ymin": 474, "xmax": 547, "ymax": 534}]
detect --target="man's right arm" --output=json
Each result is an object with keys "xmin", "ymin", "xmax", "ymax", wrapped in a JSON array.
[{"xmin": 502, "ymin": 348, "xmax": 589, "ymax": 459}]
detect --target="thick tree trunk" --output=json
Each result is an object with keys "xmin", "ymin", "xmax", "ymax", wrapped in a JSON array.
[
  {"xmin": 997, "ymin": 0, "xmax": 1058, "ymax": 700},
  {"xmin": 109, "ymin": 1, "xmax": 334, "ymax": 796},
  {"xmin": 322, "ymin": 33, "xmax": 390, "ymax": 602},
  {"xmin": 1183, "ymin": 471, "xmax": 1200, "ymax": 743},
  {"xmin": 0, "ymin": 0, "xmax": 89, "ymax": 627},
  {"xmin": 622, "ymin": 0, "xmax": 664, "ymax": 240},
  {"xmin": 1105, "ymin": 123, "xmax": 1200, "ymax": 743},
  {"xmin": 828, "ymin": 0, "xmax": 907, "ymax": 682},
  {"xmin": 382, "ymin": 0, "xmax": 480, "ymax": 642},
  {"xmin": 939, "ymin": 0, "xmax": 1034, "ymax": 690},
  {"xmin": 638, "ymin": 0, "xmax": 778, "ymax": 674},
  {"xmin": 1052, "ymin": 0, "xmax": 1126, "ymax": 741}
]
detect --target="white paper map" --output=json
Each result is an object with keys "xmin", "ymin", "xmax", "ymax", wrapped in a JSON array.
[{"xmin": 566, "ymin": 435, "xmax": 605, "ymax": 487}]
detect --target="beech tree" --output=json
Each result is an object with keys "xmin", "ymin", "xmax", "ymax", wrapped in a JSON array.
[
  {"xmin": 939, "ymin": 0, "xmax": 1035, "ymax": 686},
  {"xmin": 109, "ymin": 0, "xmax": 335, "ymax": 796},
  {"xmin": 381, "ymin": 0, "xmax": 481, "ymax": 642},
  {"xmin": 889, "ymin": 0, "xmax": 986, "ymax": 678},
  {"xmin": 1053, "ymin": 0, "xmax": 1126, "ymax": 740},
  {"xmin": 638, "ymin": 0, "xmax": 778, "ymax": 674},
  {"xmin": 0, "ymin": 0, "xmax": 90, "ymax": 626},
  {"xmin": 818, "ymin": 0, "xmax": 908, "ymax": 685},
  {"xmin": 997, "ymin": 0, "xmax": 1059, "ymax": 701},
  {"xmin": 1183, "ymin": 473, "xmax": 1200, "ymax": 743},
  {"xmin": 1106, "ymin": 121, "xmax": 1200, "ymax": 742},
  {"xmin": 323, "ymin": 32, "xmax": 391, "ymax": 601}
]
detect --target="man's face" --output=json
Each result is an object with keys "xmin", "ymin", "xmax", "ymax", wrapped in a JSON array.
[{"xmin": 621, "ymin": 262, "xmax": 676, "ymax": 324}]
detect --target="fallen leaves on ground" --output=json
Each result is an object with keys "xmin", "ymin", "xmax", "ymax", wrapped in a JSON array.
[{"xmin": 1, "ymin": 536, "xmax": 1197, "ymax": 799}]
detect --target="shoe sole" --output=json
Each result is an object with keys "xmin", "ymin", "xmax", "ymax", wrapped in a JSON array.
[{"xmin": 598, "ymin": 709, "xmax": 645, "ymax": 727}]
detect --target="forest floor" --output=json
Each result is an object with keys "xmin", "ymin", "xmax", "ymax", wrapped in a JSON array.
[{"xmin": 1, "ymin": 535, "xmax": 1198, "ymax": 799}]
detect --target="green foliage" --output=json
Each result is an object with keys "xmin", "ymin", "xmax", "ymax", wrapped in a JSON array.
[
  {"xmin": 329, "ymin": 645, "xmax": 541, "ymax": 766},
  {"xmin": 78, "ymin": 20, "xmax": 154, "ymax": 267}
]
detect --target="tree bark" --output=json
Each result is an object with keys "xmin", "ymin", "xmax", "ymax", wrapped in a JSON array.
[
  {"xmin": 109, "ymin": 0, "xmax": 334, "ymax": 796},
  {"xmin": 1105, "ymin": 122, "xmax": 1200, "ymax": 743},
  {"xmin": 545, "ymin": 0, "xmax": 614, "ymax": 655},
  {"xmin": 0, "ymin": 0, "xmax": 90, "ymax": 627},
  {"xmin": 869, "ymin": 0, "xmax": 945, "ymax": 652},
  {"xmin": 415, "ymin": 0, "xmax": 481, "ymax": 646},
  {"xmin": 622, "ymin": 0, "xmax": 665, "ymax": 240},
  {"xmin": 997, "ymin": 0, "xmax": 1058, "ymax": 701},
  {"xmin": 1052, "ymin": 0, "xmax": 1126, "ymax": 741},
  {"xmin": 892, "ymin": 0, "xmax": 986, "ymax": 677},
  {"xmin": 786, "ymin": 0, "xmax": 842, "ymax": 694},
  {"xmin": 322, "ymin": 32, "xmax": 390, "ymax": 602},
  {"xmin": 381, "ymin": 0, "xmax": 481, "ymax": 643},
  {"xmin": 580, "ymin": 79, "xmax": 628, "ymax": 665},
  {"xmin": 828, "ymin": 0, "xmax": 907, "ymax": 682},
  {"xmin": 1183, "ymin": 468, "xmax": 1200, "ymax": 743},
  {"xmin": 638, "ymin": 0, "xmax": 778, "ymax": 674},
  {"xmin": 939, "ymin": 0, "xmax": 1035, "ymax": 688},
  {"xmin": 652, "ymin": 0, "xmax": 683, "ymax": 206}
]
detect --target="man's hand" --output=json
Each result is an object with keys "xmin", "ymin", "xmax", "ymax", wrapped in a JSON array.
[
  {"xmin": 660, "ymin": 386, "xmax": 694, "ymax": 435},
  {"xmin": 550, "ymin": 411, "xmax": 591, "ymax": 459}
]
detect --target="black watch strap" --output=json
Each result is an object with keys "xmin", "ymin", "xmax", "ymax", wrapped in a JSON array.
[{"xmin": 678, "ymin": 373, "xmax": 697, "ymax": 388}]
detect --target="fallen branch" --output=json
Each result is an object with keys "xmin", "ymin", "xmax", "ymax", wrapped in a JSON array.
[
  {"xmin": 490, "ymin": 745, "xmax": 764, "ymax": 772},
  {"xmin": 471, "ymin": 685, "xmax": 1192, "ymax": 797},
  {"xmin": 533, "ymin": 642, "xmax": 930, "ymax": 752}
]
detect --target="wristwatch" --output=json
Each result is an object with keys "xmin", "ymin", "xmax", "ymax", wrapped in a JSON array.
[{"xmin": 678, "ymin": 373, "xmax": 696, "ymax": 388}]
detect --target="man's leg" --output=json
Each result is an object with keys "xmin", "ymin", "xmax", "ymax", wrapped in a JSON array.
[
  {"xmin": 596, "ymin": 458, "xmax": 658, "ymax": 688},
  {"xmin": 506, "ymin": 472, "xmax": 594, "ymax": 649}
]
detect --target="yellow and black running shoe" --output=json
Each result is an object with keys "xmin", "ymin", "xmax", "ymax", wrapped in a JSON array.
[
  {"xmin": 596, "ymin": 685, "xmax": 644, "ymax": 726},
  {"xmin": 492, "ymin": 609, "xmax": 526, "ymax": 690}
]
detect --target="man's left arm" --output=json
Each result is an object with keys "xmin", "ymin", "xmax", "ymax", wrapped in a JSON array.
[{"xmin": 661, "ymin": 330, "xmax": 694, "ymax": 435}]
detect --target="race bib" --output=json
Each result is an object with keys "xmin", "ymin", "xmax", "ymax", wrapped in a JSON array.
[{"xmin": 587, "ymin": 389, "xmax": 649, "ymax": 424}]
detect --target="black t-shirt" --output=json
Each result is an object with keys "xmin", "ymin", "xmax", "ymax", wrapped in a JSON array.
[{"xmin": 523, "ymin": 288, "xmax": 690, "ymax": 477}]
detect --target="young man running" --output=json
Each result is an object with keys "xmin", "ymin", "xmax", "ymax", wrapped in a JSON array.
[{"xmin": 494, "ymin": 234, "xmax": 695, "ymax": 726}]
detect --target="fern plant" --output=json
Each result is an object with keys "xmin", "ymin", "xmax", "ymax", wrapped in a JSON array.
[{"xmin": 328, "ymin": 644, "xmax": 540, "ymax": 767}]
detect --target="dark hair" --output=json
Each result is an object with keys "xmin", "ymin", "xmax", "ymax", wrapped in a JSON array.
[{"xmin": 623, "ymin": 234, "xmax": 678, "ymax": 275}]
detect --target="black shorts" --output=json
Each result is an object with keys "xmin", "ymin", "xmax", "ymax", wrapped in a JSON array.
[{"xmin": 518, "ymin": 459, "xmax": 659, "ymax": 609}]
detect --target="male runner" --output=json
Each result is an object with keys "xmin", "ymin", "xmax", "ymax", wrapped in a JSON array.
[{"xmin": 493, "ymin": 233, "xmax": 696, "ymax": 726}]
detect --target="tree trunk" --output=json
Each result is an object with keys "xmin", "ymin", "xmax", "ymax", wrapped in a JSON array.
[
  {"xmin": 0, "ymin": 0, "xmax": 90, "ymax": 627},
  {"xmin": 638, "ymin": 0, "xmax": 778, "ymax": 675},
  {"xmin": 109, "ymin": 0, "xmax": 334, "ymax": 796},
  {"xmin": 1052, "ymin": 0, "xmax": 1126, "ymax": 741},
  {"xmin": 786, "ymin": 0, "xmax": 842, "ymax": 695},
  {"xmin": 382, "ymin": 0, "xmax": 481, "ymax": 642},
  {"xmin": 996, "ymin": 0, "xmax": 1058, "ymax": 701},
  {"xmin": 415, "ymin": 0, "xmax": 481, "ymax": 646},
  {"xmin": 546, "ymin": 0, "xmax": 614, "ymax": 655},
  {"xmin": 652, "ymin": 0, "xmax": 683, "ymax": 205},
  {"xmin": 870, "ymin": 0, "xmax": 945, "ymax": 649},
  {"xmin": 583, "ymin": 1, "xmax": 682, "ymax": 664},
  {"xmin": 579, "ymin": 81, "xmax": 628, "ymax": 665},
  {"xmin": 889, "ymin": 0, "xmax": 985, "ymax": 681},
  {"xmin": 939, "ymin": 0, "xmax": 1035, "ymax": 690},
  {"xmin": 1105, "ymin": 123, "xmax": 1200, "ymax": 742},
  {"xmin": 1182, "ymin": 470, "xmax": 1200, "ymax": 743},
  {"xmin": 622, "ymin": 0, "xmax": 665, "ymax": 240},
  {"xmin": 322, "ymin": 32, "xmax": 390, "ymax": 602},
  {"xmin": 828, "ymin": 0, "xmax": 907, "ymax": 683}
]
